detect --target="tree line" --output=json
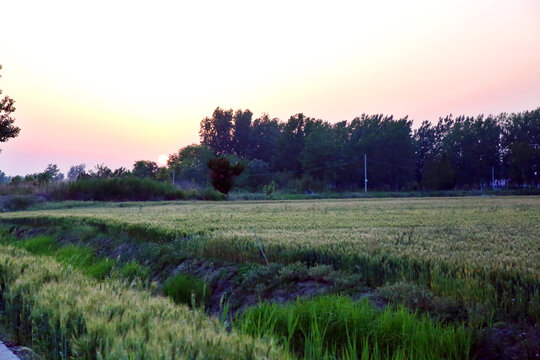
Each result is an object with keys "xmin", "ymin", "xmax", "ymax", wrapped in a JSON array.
[
  {"xmin": 170, "ymin": 107, "xmax": 539, "ymax": 192},
  {"xmin": 1, "ymin": 56, "xmax": 539, "ymax": 194}
]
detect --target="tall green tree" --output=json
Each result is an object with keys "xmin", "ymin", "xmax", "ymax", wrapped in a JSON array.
[
  {"xmin": 250, "ymin": 114, "xmax": 281, "ymax": 165},
  {"xmin": 414, "ymin": 120, "xmax": 437, "ymax": 184},
  {"xmin": 168, "ymin": 144, "xmax": 214, "ymax": 185},
  {"xmin": 300, "ymin": 121, "xmax": 343, "ymax": 186},
  {"xmin": 232, "ymin": 109, "xmax": 253, "ymax": 158},
  {"xmin": 502, "ymin": 108, "xmax": 540, "ymax": 187},
  {"xmin": 0, "ymin": 65, "xmax": 20, "ymax": 152},
  {"xmin": 132, "ymin": 161, "xmax": 158, "ymax": 179},
  {"xmin": 199, "ymin": 107, "xmax": 234, "ymax": 155},
  {"xmin": 422, "ymin": 152, "xmax": 455, "ymax": 190},
  {"xmin": 347, "ymin": 114, "xmax": 415, "ymax": 190},
  {"xmin": 275, "ymin": 114, "xmax": 313, "ymax": 172}
]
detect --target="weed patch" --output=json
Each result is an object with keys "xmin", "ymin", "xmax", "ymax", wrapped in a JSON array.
[
  {"xmin": 236, "ymin": 295, "xmax": 473, "ymax": 360},
  {"xmin": 163, "ymin": 273, "xmax": 211, "ymax": 308}
]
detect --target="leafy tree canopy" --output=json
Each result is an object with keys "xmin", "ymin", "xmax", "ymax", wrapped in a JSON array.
[{"xmin": 0, "ymin": 65, "xmax": 20, "ymax": 151}]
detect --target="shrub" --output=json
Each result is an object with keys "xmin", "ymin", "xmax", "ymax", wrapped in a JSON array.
[
  {"xmin": 52, "ymin": 177, "xmax": 192, "ymax": 201},
  {"xmin": 162, "ymin": 274, "xmax": 211, "ymax": 307},
  {"xmin": 3, "ymin": 195, "xmax": 36, "ymax": 211},
  {"xmin": 263, "ymin": 180, "xmax": 276, "ymax": 197},
  {"xmin": 198, "ymin": 187, "xmax": 227, "ymax": 201},
  {"xmin": 375, "ymin": 281, "xmax": 435, "ymax": 312},
  {"xmin": 376, "ymin": 281, "xmax": 465, "ymax": 322}
]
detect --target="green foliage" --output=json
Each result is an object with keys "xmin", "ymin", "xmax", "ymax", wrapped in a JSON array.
[
  {"xmin": 19, "ymin": 235, "xmax": 58, "ymax": 255},
  {"xmin": 132, "ymin": 160, "xmax": 158, "ymax": 179},
  {"xmin": 0, "ymin": 64, "xmax": 20, "ymax": 149},
  {"xmin": 232, "ymin": 109, "xmax": 253, "ymax": 158},
  {"xmin": 53, "ymin": 176, "xmax": 191, "ymax": 201},
  {"xmin": 163, "ymin": 273, "xmax": 211, "ymax": 308},
  {"xmin": 236, "ymin": 296, "xmax": 472, "ymax": 359},
  {"xmin": 236, "ymin": 159, "xmax": 271, "ymax": 190},
  {"xmin": 422, "ymin": 152, "xmax": 455, "ymax": 190},
  {"xmin": 375, "ymin": 281, "xmax": 465, "ymax": 323},
  {"xmin": 55, "ymin": 244, "xmax": 95, "ymax": 268},
  {"xmin": 168, "ymin": 144, "xmax": 214, "ymax": 186},
  {"xmin": 198, "ymin": 187, "xmax": 227, "ymax": 200},
  {"xmin": 263, "ymin": 180, "xmax": 275, "ymax": 197},
  {"xmin": 118, "ymin": 260, "xmax": 150, "ymax": 282},
  {"xmin": 2, "ymin": 195, "xmax": 36, "ymax": 211},
  {"xmin": 199, "ymin": 107, "xmax": 234, "ymax": 155},
  {"xmin": 250, "ymin": 114, "xmax": 281, "ymax": 164},
  {"xmin": 508, "ymin": 141, "xmax": 539, "ymax": 186},
  {"xmin": 86, "ymin": 258, "xmax": 115, "ymax": 279}
]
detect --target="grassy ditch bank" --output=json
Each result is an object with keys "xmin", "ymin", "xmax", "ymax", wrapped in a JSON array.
[
  {"xmin": 0, "ymin": 235, "xmax": 480, "ymax": 360},
  {"xmin": 0, "ymin": 243, "xmax": 288, "ymax": 360}
]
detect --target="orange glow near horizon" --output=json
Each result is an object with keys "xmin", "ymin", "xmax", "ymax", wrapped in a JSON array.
[{"xmin": 1, "ymin": 0, "xmax": 540, "ymax": 176}]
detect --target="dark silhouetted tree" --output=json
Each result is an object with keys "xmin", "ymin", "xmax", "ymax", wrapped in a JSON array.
[
  {"xmin": 347, "ymin": 114, "xmax": 415, "ymax": 190},
  {"xmin": 67, "ymin": 164, "xmax": 86, "ymax": 181},
  {"xmin": 275, "ymin": 113, "xmax": 311, "ymax": 172},
  {"xmin": 169, "ymin": 144, "xmax": 214, "ymax": 185},
  {"xmin": 199, "ymin": 107, "xmax": 234, "ymax": 155},
  {"xmin": 502, "ymin": 108, "xmax": 540, "ymax": 187},
  {"xmin": 94, "ymin": 164, "xmax": 113, "ymax": 178},
  {"xmin": 112, "ymin": 167, "xmax": 130, "ymax": 177},
  {"xmin": 207, "ymin": 157, "xmax": 245, "ymax": 198},
  {"xmin": 414, "ymin": 120, "xmax": 437, "ymax": 184},
  {"xmin": 250, "ymin": 114, "xmax": 281, "ymax": 164},
  {"xmin": 508, "ymin": 141, "xmax": 539, "ymax": 187},
  {"xmin": 232, "ymin": 109, "xmax": 253, "ymax": 158},
  {"xmin": 0, "ymin": 65, "xmax": 20, "ymax": 152},
  {"xmin": 422, "ymin": 152, "xmax": 455, "ymax": 190},
  {"xmin": 132, "ymin": 161, "xmax": 158, "ymax": 179},
  {"xmin": 300, "ymin": 121, "xmax": 342, "ymax": 185}
]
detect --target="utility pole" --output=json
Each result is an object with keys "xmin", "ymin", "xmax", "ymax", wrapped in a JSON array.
[
  {"xmin": 364, "ymin": 154, "xmax": 368, "ymax": 192},
  {"xmin": 172, "ymin": 169, "xmax": 175, "ymax": 186}
]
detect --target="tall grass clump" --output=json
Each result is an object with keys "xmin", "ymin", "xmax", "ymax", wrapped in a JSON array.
[
  {"xmin": 86, "ymin": 258, "xmax": 115, "ymax": 279},
  {"xmin": 163, "ymin": 273, "xmax": 211, "ymax": 308},
  {"xmin": 19, "ymin": 235, "xmax": 58, "ymax": 255},
  {"xmin": 0, "ymin": 244, "xmax": 289, "ymax": 360},
  {"xmin": 235, "ymin": 295, "xmax": 473, "ymax": 360},
  {"xmin": 52, "ymin": 177, "xmax": 195, "ymax": 201},
  {"xmin": 117, "ymin": 260, "xmax": 150, "ymax": 282},
  {"xmin": 55, "ymin": 244, "xmax": 95, "ymax": 268}
]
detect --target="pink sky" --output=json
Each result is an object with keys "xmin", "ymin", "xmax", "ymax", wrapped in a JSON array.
[{"xmin": 1, "ymin": 0, "xmax": 539, "ymax": 176}]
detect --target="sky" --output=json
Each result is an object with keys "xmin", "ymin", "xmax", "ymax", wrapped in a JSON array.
[{"xmin": 1, "ymin": 0, "xmax": 539, "ymax": 176}]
